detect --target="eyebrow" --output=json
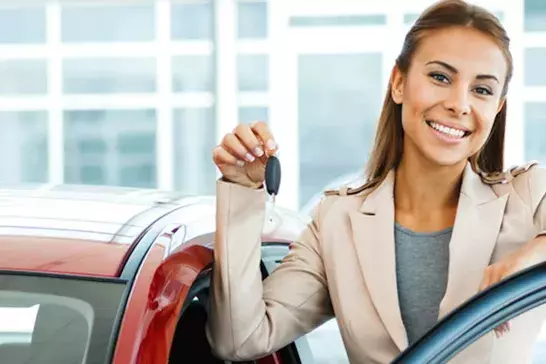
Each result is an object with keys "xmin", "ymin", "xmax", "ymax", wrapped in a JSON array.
[{"xmin": 426, "ymin": 60, "xmax": 499, "ymax": 83}]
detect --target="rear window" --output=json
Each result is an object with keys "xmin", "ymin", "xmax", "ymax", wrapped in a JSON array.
[{"xmin": 0, "ymin": 272, "xmax": 127, "ymax": 364}]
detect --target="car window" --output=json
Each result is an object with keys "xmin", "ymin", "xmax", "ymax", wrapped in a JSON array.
[
  {"xmin": 447, "ymin": 303, "xmax": 546, "ymax": 363},
  {"xmin": 0, "ymin": 273, "xmax": 127, "ymax": 364}
]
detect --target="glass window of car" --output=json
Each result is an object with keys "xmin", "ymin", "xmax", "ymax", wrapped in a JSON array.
[
  {"xmin": 0, "ymin": 273, "xmax": 126, "ymax": 364},
  {"xmin": 446, "ymin": 303, "xmax": 546, "ymax": 363}
]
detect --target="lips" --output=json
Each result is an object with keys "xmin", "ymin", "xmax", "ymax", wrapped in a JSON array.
[{"xmin": 425, "ymin": 120, "xmax": 472, "ymax": 139}]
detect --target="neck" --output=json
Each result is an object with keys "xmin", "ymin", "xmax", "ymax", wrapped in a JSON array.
[{"xmin": 394, "ymin": 154, "xmax": 466, "ymax": 214}]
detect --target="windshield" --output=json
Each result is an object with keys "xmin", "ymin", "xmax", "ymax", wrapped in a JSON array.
[{"xmin": 0, "ymin": 273, "xmax": 127, "ymax": 364}]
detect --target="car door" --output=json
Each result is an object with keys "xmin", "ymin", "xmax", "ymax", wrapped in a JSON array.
[{"xmin": 393, "ymin": 261, "xmax": 546, "ymax": 364}]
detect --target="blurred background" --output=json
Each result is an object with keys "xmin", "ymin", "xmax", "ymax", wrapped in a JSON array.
[{"xmin": 0, "ymin": 0, "xmax": 543, "ymax": 211}]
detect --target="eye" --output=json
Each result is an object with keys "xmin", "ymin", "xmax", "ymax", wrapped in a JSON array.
[
  {"xmin": 429, "ymin": 72, "xmax": 450, "ymax": 84},
  {"xmin": 474, "ymin": 86, "xmax": 493, "ymax": 96}
]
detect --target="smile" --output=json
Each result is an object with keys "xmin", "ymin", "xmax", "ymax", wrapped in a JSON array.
[{"xmin": 426, "ymin": 120, "xmax": 471, "ymax": 139}]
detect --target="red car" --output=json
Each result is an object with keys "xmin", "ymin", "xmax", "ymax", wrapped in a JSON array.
[{"xmin": 0, "ymin": 184, "xmax": 312, "ymax": 364}]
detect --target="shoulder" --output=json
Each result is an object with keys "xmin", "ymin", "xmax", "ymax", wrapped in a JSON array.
[{"xmin": 485, "ymin": 161, "xmax": 546, "ymax": 212}]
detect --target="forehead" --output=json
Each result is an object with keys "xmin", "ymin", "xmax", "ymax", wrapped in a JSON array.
[{"xmin": 412, "ymin": 26, "xmax": 507, "ymax": 80}]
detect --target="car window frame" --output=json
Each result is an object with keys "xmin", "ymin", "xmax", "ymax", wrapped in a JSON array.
[{"xmin": 393, "ymin": 261, "xmax": 546, "ymax": 364}]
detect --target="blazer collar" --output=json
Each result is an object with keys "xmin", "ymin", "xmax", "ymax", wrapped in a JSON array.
[{"xmin": 351, "ymin": 162, "xmax": 508, "ymax": 352}]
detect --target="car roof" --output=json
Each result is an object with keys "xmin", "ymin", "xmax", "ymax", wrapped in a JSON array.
[{"xmin": 0, "ymin": 183, "xmax": 205, "ymax": 277}]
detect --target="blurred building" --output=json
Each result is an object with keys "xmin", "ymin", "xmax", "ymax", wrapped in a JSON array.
[{"xmin": 0, "ymin": 0, "xmax": 543, "ymax": 210}]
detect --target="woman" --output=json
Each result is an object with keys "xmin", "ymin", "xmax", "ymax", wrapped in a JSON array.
[{"xmin": 207, "ymin": 0, "xmax": 546, "ymax": 362}]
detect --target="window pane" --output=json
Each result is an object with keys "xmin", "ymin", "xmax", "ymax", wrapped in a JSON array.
[
  {"xmin": 298, "ymin": 53, "xmax": 382, "ymax": 207},
  {"xmin": 290, "ymin": 15, "xmax": 386, "ymax": 27},
  {"xmin": 61, "ymin": 4, "xmax": 155, "ymax": 42},
  {"xmin": 525, "ymin": 103, "xmax": 546, "ymax": 165},
  {"xmin": 172, "ymin": 56, "xmax": 213, "ymax": 92},
  {"xmin": 404, "ymin": 13, "xmax": 420, "ymax": 25},
  {"xmin": 171, "ymin": 2, "xmax": 212, "ymax": 40},
  {"xmin": 0, "ymin": 60, "xmax": 47, "ymax": 95},
  {"xmin": 0, "ymin": 111, "xmax": 48, "ymax": 184},
  {"xmin": 173, "ymin": 108, "xmax": 216, "ymax": 195},
  {"xmin": 63, "ymin": 58, "xmax": 156, "ymax": 94},
  {"xmin": 64, "ymin": 109, "xmax": 156, "ymax": 188},
  {"xmin": 0, "ymin": 7, "xmax": 45, "ymax": 44},
  {"xmin": 238, "ymin": 2, "xmax": 267, "ymax": 39},
  {"xmin": 239, "ymin": 107, "xmax": 268, "ymax": 124},
  {"xmin": 525, "ymin": 0, "xmax": 546, "ymax": 31},
  {"xmin": 238, "ymin": 55, "xmax": 269, "ymax": 91},
  {"xmin": 0, "ymin": 274, "xmax": 126, "ymax": 364},
  {"xmin": 525, "ymin": 49, "xmax": 546, "ymax": 86}
]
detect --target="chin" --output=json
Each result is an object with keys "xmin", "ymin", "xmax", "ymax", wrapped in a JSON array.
[{"xmin": 420, "ymin": 147, "xmax": 470, "ymax": 169}]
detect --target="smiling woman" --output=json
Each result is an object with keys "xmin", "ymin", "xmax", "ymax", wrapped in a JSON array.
[{"xmin": 207, "ymin": 1, "xmax": 546, "ymax": 363}]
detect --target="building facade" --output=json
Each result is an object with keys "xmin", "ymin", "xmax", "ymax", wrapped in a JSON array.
[{"xmin": 0, "ymin": 0, "xmax": 544, "ymax": 210}]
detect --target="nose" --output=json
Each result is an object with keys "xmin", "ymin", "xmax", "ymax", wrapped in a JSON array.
[{"xmin": 443, "ymin": 87, "xmax": 471, "ymax": 117}]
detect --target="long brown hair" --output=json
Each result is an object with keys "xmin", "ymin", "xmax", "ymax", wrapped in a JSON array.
[{"xmin": 362, "ymin": 0, "xmax": 513, "ymax": 192}]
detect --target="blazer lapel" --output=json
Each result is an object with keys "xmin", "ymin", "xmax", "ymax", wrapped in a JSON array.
[
  {"xmin": 349, "ymin": 170, "xmax": 408, "ymax": 351},
  {"xmin": 438, "ymin": 163, "xmax": 509, "ymax": 319}
]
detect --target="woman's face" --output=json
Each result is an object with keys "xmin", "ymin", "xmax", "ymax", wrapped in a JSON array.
[{"xmin": 391, "ymin": 26, "xmax": 508, "ymax": 169}]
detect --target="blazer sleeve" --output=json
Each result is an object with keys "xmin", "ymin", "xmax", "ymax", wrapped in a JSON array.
[
  {"xmin": 529, "ymin": 165, "xmax": 546, "ymax": 237},
  {"xmin": 205, "ymin": 179, "xmax": 334, "ymax": 361}
]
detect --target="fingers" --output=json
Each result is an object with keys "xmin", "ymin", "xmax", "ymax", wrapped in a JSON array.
[
  {"xmin": 212, "ymin": 145, "xmax": 244, "ymax": 167},
  {"xmin": 250, "ymin": 121, "xmax": 277, "ymax": 154},
  {"xmin": 222, "ymin": 132, "xmax": 257, "ymax": 163},
  {"xmin": 234, "ymin": 123, "xmax": 265, "ymax": 158}
]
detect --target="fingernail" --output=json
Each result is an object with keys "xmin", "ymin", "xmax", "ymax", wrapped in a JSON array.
[
  {"xmin": 236, "ymin": 160, "xmax": 245, "ymax": 167},
  {"xmin": 266, "ymin": 139, "xmax": 276, "ymax": 151},
  {"xmin": 245, "ymin": 153, "xmax": 255, "ymax": 162},
  {"xmin": 254, "ymin": 147, "xmax": 264, "ymax": 157}
]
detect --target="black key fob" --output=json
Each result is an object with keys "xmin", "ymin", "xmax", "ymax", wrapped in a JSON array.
[{"xmin": 265, "ymin": 155, "xmax": 281, "ymax": 197}]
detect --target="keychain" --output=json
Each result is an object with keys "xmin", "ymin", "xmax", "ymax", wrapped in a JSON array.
[{"xmin": 263, "ymin": 155, "xmax": 282, "ymax": 235}]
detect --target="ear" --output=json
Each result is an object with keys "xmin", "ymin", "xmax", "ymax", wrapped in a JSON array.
[{"xmin": 390, "ymin": 65, "xmax": 405, "ymax": 105}]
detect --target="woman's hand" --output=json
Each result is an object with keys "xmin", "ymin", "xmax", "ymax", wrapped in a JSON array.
[
  {"xmin": 213, "ymin": 121, "xmax": 278, "ymax": 189},
  {"xmin": 479, "ymin": 235, "xmax": 546, "ymax": 338}
]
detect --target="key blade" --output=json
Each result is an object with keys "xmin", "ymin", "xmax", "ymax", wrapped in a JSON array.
[{"xmin": 265, "ymin": 156, "xmax": 281, "ymax": 196}]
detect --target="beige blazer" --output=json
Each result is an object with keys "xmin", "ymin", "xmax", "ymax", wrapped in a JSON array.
[{"xmin": 206, "ymin": 162, "xmax": 546, "ymax": 364}]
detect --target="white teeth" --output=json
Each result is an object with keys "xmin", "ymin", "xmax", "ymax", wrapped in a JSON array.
[{"xmin": 429, "ymin": 121, "xmax": 465, "ymax": 138}]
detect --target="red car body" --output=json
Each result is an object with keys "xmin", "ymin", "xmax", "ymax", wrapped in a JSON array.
[{"xmin": 0, "ymin": 185, "xmax": 309, "ymax": 364}]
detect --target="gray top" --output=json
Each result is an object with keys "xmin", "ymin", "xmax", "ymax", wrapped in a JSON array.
[{"xmin": 394, "ymin": 222, "xmax": 452, "ymax": 345}]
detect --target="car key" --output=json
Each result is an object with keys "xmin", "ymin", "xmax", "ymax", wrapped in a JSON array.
[
  {"xmin": 265, "ymin": 155, "xmax": 281, "ymax": 204},
  {"xmin": 263, "ymin": 155, "xmax": 281, "ymax": 236}
]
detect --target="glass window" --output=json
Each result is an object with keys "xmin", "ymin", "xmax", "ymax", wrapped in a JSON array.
[
  {"xmin": 61, "ymin": 4, "xmax": 155, "ymax": 42},
  {"xmin": 238, "ymin": 55, "xmax": 269, "ymax": 91},
  {"xmin": 447, "ymin": 303, "xmax": 546, "ymax": 362},
  {"xmin": 525, "ymin": 0, "xmax": 546, "ymax": 32},
  {"xmin": 173, "ymin": 108, "xmax": 216, "ymax": 195},
  {"xmin": 239, "ymin": 107, "xmax": 268, "ymax": 124},
  {"xmin": 0, "ymin": 7, "xmax": 45, "ymax": 44},
  {"xmin": 0, "ymin": 274, "xmax": 126, "ymax": 364},
  {"xmin": 404, "ymin": 13, "xmax": 419, "ymax": 25},
  {"xmin": 64, "ymin": 109, "xmax": 157, "ymax": 188},
  {"xmin": 0, "ymin": 111, "xmax": 48, "ymax": 185},
  {"xmin": 63, "ymin": 58, "xmax": 156, "ymax": 94},
  {"xmin": 237, "ymin": 2, "xmax": 267, "ymax": 39},
  {"xmin": 525, "ymin": 103, "xmax": 546, "ymax": 164},
  {"xmin": 298, "ymin": 53, "xmax": 382, "ymax": 208},
  {"xmin": 0, "ymin": 60, "xmax": 47, "ymax": 95},
  {"xmin": 172, "ymin": 56, "xmax": 214, "ymax": 92},
  {"xmin": 525, "ymin": 48, "xmax": 546, "ymax": 87},
  {"xmin": 171, "ymin": 2, "xmax": 213, "ymax": 40},
  {"xmin": 289, "ymin": 15, "xmax": 386, "ymax": 27}
]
